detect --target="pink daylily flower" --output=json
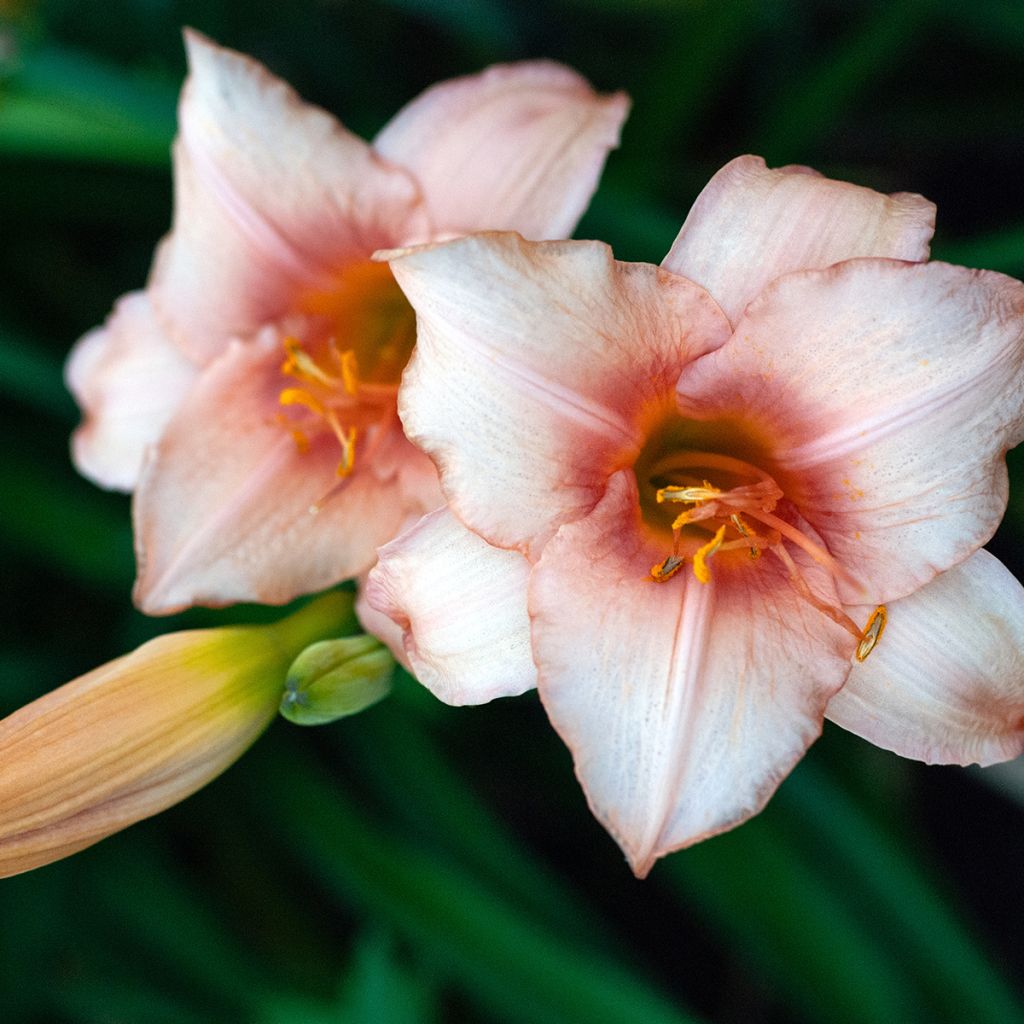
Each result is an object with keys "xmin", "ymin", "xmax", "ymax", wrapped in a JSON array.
[
  {"xmin": 365, "ymin": 156, "xmax": 1024, "ymax": 876},
  {"xmin": 67, "ymin": 30, "xmax": 629, "ymax": 614}
]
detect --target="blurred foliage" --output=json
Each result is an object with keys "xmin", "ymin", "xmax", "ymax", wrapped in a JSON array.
[{"xmin": 2, "ymin": 0, "xmax": 1024, "ymax": 1021}]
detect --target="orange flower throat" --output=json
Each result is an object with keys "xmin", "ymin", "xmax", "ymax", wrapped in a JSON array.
[
  {"xmin": 644, "ymin": 447, "xmax": 885, "ymax": 662},
  {"xmin": 276, "ymin": 261, "xmax": 415, "ymax": 480}
]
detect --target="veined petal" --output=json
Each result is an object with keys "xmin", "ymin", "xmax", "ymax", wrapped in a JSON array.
[
  {"xmin": 66, "ymin": 292, "xmax": 199, "ymax": 491},
  {"xmin": 389, "ymin": 233, "xmax": 732, "ymax": 556},
  {"xmin": 151, "ymin": 30, "xmax": 428, "ymax": 363},
  {"xmin": 374, "ymin": 62, "xmax": 629, "ymax": 240},
  {"xmin": 0, "ymin": 593, "xmax": 351, "ymax": 877},
  {"xmin": 133, "ymin": 331, "xmax": 438, "ymax": 614},
  {"xmin": 662, "ymin": 155, "xmax": 935, "ymax": 325},
  {"xmin": 827, "ymin": 550, "xmax": 1024, "ymax": 766},
  {"xmin": 363, "ymin": 507, "xmax": 535, "ymax": 705},
  {"xmin": 676, "ymin": 259, "xmax": 1024, "ymax": 603},
  {"xmin": 529, "ymin": 470, "xmax": 852, "ymax": 877}
]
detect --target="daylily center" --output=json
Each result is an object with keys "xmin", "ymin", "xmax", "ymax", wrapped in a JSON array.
[
  {"xmin": 277, "ymin": 261, "xmax": 416, "ymax": 479},
  {"xmin": 635, "ymin": 417, "xmax": 884, "ymax": 661}
]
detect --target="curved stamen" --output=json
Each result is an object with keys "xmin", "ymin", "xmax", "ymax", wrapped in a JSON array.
[
  {"xmin": 742, "ymin": 507, "xmax": 857, "ymax": 591},
  {"xmin": 856, "ymin": 606, "xmax": 887, "ymax": 661},
  {"xmin": 693, "ymin": 525, "xmax": 727, "ymax": 584}
]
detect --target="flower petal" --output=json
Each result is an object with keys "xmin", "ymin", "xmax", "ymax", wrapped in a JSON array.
[
  {"xmin": 676, "ymin": 258, "xmax": 1024, "ymax": 603},
  {"xmin": 374, "ymin": 62, "xmax": 628, "ymax": 240},
  {"xmin": 662, "ymin": 155, "xmax": 935, "ymax": 324},
  {"xmin": 529, "ymin": 470, "xmax": 852, "ymax": 877},
  {"xmin": 363, "ymin": 507, "xmax": 535, "ymax": 705},
  {"xmin": 390, "ymin": 233, "xmax": 732, "ymax": 556},
  {"xmin": 65, "ymin": 292, "xmax": 199, "ymax": 491},
  {"xmin": 151, "ymin": 30, "xmax": 428, "ymax": 363},
  {"xmin": 133, "ymin": 331, "xmax": 439, "ymax": 614},
  {"xmin": 827, "ymin": 549, "xmax": 1024, "ymax": 766}
]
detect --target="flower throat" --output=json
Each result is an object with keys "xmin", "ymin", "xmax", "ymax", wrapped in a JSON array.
[{"xmin": 641, "ymin": 443, "xmax": 885, "ymax": 662}]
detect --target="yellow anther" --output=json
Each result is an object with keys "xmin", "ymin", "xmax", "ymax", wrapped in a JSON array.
[
  {"xmin": 281, "ymin": 336, "xmax": 338, "ymax": 388},
  {"xmin": 656, "ymin": 484, "xmax": 721, "ymax": 505},
  {"xmin": 693, "ymin": 525, "xmax": 727, "ymax": 584},
  {"xmin": 671, "ymin": 510, "xmax": 693, "ymax": 531},
  {"xmin": 289, "ymin": 428, "xmax": 310, "ymax": 454},
  {"xmin": 650, "ymin": 554, "xmax": 685, "ymax": 583},
  {"xmin": 339, "ymin": 348, "xmax": 359, "ymax": 396},
  {"xmin": 855, "ymin": 605, "xmax": 887, "ymax": 662},
  {"xmin": 279, "ymin": 387, "xmax": 326, "ymax": 416},
  {"xmin": 334, "ymin": 425, "xmax": 357, "ymax": 478},
  {"xmin": 730, "ymin": 513, "xmax": 761, "ymax": 559}
]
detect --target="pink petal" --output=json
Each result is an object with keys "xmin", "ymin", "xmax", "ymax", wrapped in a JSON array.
[
  {"xmin": 355, "ymin": 578, "xmax": 411, "ymax": 673},
  {"xmin": 150, "ymin": 30, "xmax": 428, "ymax": 364},
  {"xmin": 390, "ymin": 233, "xmax": 732, "ymax": 556},
  {"xmin": 65, "ymin": 292, "xmax": 199, "ymax": 491},
  {"xmin": 374, "ymin": 62, "xmax": 629, "ymax": 240},
  {"xmin": 363, "ymin": 507, "xmax": 535, "ymax": 705},
  {"xmin": 827, "ymin": 549, "xmax": 1024, "ymax": 766},
  {"xmin": 662, "ymin": 155, "xmax": 935, "ymax": 324},
  {"xmin": 530, "ymin": 470, "xmax": 853, "ymax": 877},
  {"xmin": 676, "ymin": 258, "xmax": 1024, "ymax": 603},
  {"xmin": 133, "ymin": 330, "xmax": 439, "ymax": 614}
]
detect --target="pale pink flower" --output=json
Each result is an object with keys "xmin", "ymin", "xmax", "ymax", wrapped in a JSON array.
[
  {"xmin": 67, "ymin": 30, "xmax": 628, "ymax": 614},
  {"xmin": 365, "ymin": 156, "xmax": 1024, "ymax": 876}
]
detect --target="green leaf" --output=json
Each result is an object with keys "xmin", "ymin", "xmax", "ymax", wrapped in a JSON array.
[
  {"xmin": 0, "ymin": 325, "xmax": 77, "ymax": 421},
  {"xmin": 248, "ymin": 738, "xmax": 705, "ymax": 1024},
  {"xmin": 756, "ymin": 0, "xmax": 937, "ymax": 161},
  {"xmin": 341, "ymin": 692, "xmax": 614, "ymax": 950},
  {"xmin": 667, "ymin": 797, "xmax": 917, "ymax": 1024},
  {"xmin": 781, "ymin": 760, "xmax": 1024, "ymax": 1024},
  {"xmin": 0, "ymin": 44, "xmax": 176, "ymax": 165},
  {"xmin": 933, "ymin": 227, "xmax": 1024, "ymax": 276},
  {"xmin": 336, "ymin": 929, "xmax": 437, "ymax": 1024},
  {"xmin": 0, "ymin": 451, "xmax": 133, "ymax": 591}
]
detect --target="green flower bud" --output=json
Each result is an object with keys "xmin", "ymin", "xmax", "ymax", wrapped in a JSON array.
[{"xmin": 280, "ymin": 635, "xmax": 394, "ymax": 726}]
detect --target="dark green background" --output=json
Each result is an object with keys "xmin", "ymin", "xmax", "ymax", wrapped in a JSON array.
[{"xmin": 2, "ymin": 1, "xmax": 1023, "ymax": 1021}]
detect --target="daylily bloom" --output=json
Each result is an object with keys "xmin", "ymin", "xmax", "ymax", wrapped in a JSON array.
[
  {"xmin": 67, "ymin": 30, "xmax": 628, "ymax": 614},
  {"xmin": 0, "ymin": 592, "xmax": 352, "ymax": 877},
  {"xmin": 364, "ymin": 156, "xmax": 1024, "ymax": 875}
]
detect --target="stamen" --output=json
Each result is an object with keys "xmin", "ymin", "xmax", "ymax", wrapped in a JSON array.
[
  {"xmin": 323, "ymin": 415, "xmax": 357, "ymax": 478},
  {"xmin": 730, "ymin": 513, "xmax": 761, "ymax": 559},
  {"xmin": 671, "ymin": 510, "xmax": 692, "ymax": 530},
  {"xmin": 650, "ymin": 554, "xmax": 685, "ymax": 583},
  {"xmin": 743, "ymin": 507, "xmax": 856, "ymax": 590},
  {"xmin": 657, "ymin": 484, "xmax": 721, "ymax": 504},
  {"xmin": 693, "ymin": 525, "xmax": 727, "ymax": 584},
  {"xmin": 771, "ymin": 544, "xmax": 864, "ymax": 643},
  {"xmin": 279, "ymin": 387, "xmax": 326, "ymax": 416},
  {"xmin": 281, "ymin": 336, "xmax": 340, "ymax": 388},
  {"xmin": 289, "ymin": 428, "xmax": 310, "ymax": 455},
  {"xmin": 855, "ymin": 606, "xmax": 887, "ymax": 662},
  {"xmin": 339, "ymin": 348, "xmax": 359, "ymax": 396}
]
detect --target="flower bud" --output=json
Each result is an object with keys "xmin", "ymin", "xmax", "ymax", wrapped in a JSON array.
[
  {"xmin": 0, "ymin": 591, "xmax": 353, "ymax": 878},
  {"xmin": 280, "ymin": 635, "xmax": 394, "ymax": 726}
]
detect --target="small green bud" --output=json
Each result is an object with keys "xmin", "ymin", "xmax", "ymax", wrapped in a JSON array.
[{"xmin": 279, "ymin": 635, "xmax": 394, "ymax": 726}]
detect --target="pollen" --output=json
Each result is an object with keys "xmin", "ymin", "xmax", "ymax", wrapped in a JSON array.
[
  {"xmin": 657, "ymin": 483, "xmax": 720, "ymax": 505},
  {"xmin": 855, "ymin": 605, "xmax": 887, "ymax": 662},
  {"xmin": 693, "ymin": 525, "xmax": 727, "ymax": 584},
  {"xmin": 278, "ymin": 335, "xmax": 361, "ymax": 479},
  {"xmin": 650, "ymin": 554, "xmax": 685, "ymax": 583}
]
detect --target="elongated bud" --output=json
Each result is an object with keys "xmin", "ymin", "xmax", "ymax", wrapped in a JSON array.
[
  {"xmin": 280, "ymin": 635, "xmax": 394, "ymax": 726},
  {"xmin": 0, "ymin": 591, "xmax": 354, "ymax": 878}
]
